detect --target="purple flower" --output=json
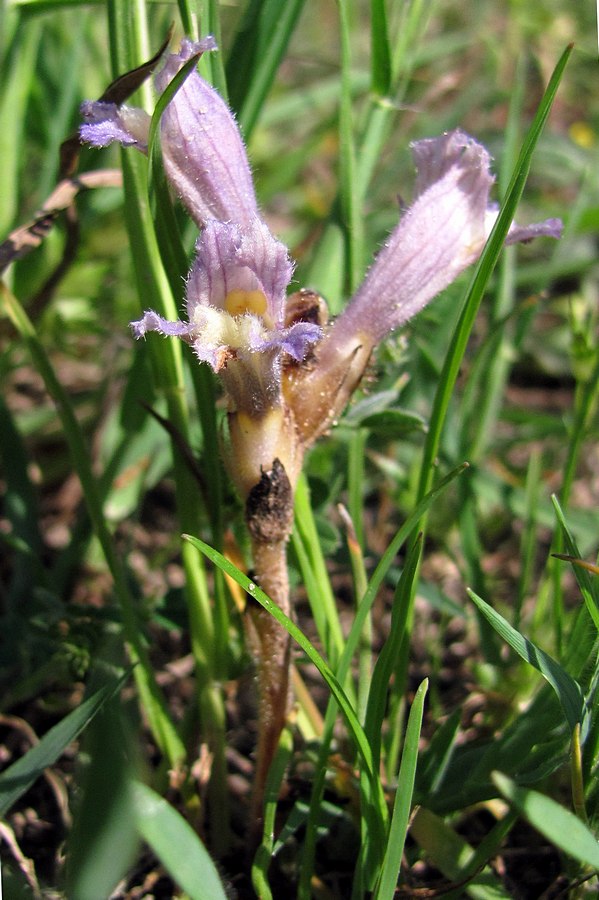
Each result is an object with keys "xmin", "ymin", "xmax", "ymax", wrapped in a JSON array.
[
  {"xmin": 284, "ymin": 130, "xmax": 562, "ymax": 445},
  {"xmin": 80, "ymin": 37, "xmax": 259, "ymax": 226},
  {"xmin": 132, "ymin": 218, "xmax": 321, "ymax": 413},
  {"xmin": 333, "ymin": 129, "xmax": 562, "ymax": 347},
  {"xmin": 82, "ymin": 44, "xmax": 562, "ymax": 464}
]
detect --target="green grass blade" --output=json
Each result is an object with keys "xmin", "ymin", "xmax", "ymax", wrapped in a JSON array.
[
  {"xmin": 251, "ymin": 724, "xmax": 294, "ymax": 900},
  {"xmin": 552, "ymin": 495, "xmax": 599, "ymax": 633},
  {"xmin": 468, "ymin": 589, "xmax": 585, "ymax": 730},
  {"xmin": 293, "ymin": 473, "xmax": 346, "ymax": 664},
  {"xmin": 364, "ymin": 535, "xmax": 422, "ymax": 769},
  {"xmin": 338, "ymin": 0, "xmax": 364, "ymax": 292},
  {"xmin": 410, "ymin": 806, "xmax": 510, "ymax": 898},
  {"xmin": 416, "ymin": 43, "xmax": 573, "ymax": 507},
  {"xmin": 0, "ymin": 282, "xmax": 185, "ymax": 766},
  {"xmin": 493, "ymin": 771, "xmax": 599, "ymax": 869},
  {"xmin": 182, "ymin": 533, "xmax": 383, "ymax": 807},
  {"xmin": 299, "ymin": 464, "xmax": 467, "ymax": 897},
  {"xmin": 0, "ymin": 673, "xmax": 129, "ymax": 817},
  {"xmin": 225, "ymin": 0, "xmax": 307, "ymax": 138},
  {"xmin": 370, "ymin": 0, "xmax": 391, "ymax": 96},
  {"xmin": 105, "ymin": 4, "xmax": 230, "ymax": 846},
  {"xmin": 374, "ymin": 678, "xmax": 428, "ymax": 900},
  {"xmin": 132, "ymin": 782, "xmax": 228, "ymax": 900}
]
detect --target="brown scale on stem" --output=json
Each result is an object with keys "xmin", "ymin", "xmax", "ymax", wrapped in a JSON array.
[{"xmin": 243, "ymin": 458, "xmax": 295, "ymax": 840}]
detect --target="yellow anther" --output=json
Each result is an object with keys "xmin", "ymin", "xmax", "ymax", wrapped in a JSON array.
[{"xmin": 225, "ymin": 289, "xmax": 268, "ymax": 318}]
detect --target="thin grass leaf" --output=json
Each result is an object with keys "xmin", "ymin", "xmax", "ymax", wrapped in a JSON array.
[
  {"xmin": 105, "ymin": 3, "xmax": 230, "ymax": 847},
  {"xmin": 338, "ymin": 502, "xmax": 371, "ymax": 722},
  {"xmin": 182, "ymin": 533, "xmax": 386, "ymax": 826},
  {"xmin": 410, "ymin": 807, "xmax": 508, "ymax": 898},
  {"xmin": 252, "ymin": 724, "xmax": 294, "ymax": 900},
  {"xmin": 338, "ymin": 0, "xmax": 364, "ymax": 292},
  {"xmin": 492, "ymin": 771, "xmax": 599, "ymax": 869},
  {"xmin": 293, "ymin": 473, "xmax": 346, "ymax": 665},
  {"xmin": 552, "ymin": 495, "xmax": 599, "ymax": 633},
  {"xmin": 354, "ymin": 0, "xmax": 434, "ymax": 197},
  {"xmin": 0, "ymin": 673, "xmax": 129, "ymax": 817},
  {"xmin": 0, "ymin": 282, "xmax": 185, "ymax": 766},
  {"xmin": 468, "ymin": 589, "xmax": 585, "ymax": 731},
  {"xmin": 416, "ymin": 708, "xmax": 461, "ymax": 797},
  {"xmin": 225, "ymin": 0, "xmax": 307, "ymax": 138},
  {"xmin": 364, "ymin": 535, "xmax": 422, "ymax": 769},
  {"xmin": 416, "ymin": 43, "xmax": 573, "ymax": 508},
  {"xmin": 374, "ymin": 678, "xmax": 428, "ymax": 900},
  {"xmin": 132, "ymin": 782, "xmax": 228, "ymax": 900},
  {"xmin": 370, "ymin": 0, "xmax": 391, "ymax": 95},
  {"xmin": 299, "ymin": 463, "xmax": 468, "ymax": 897}
]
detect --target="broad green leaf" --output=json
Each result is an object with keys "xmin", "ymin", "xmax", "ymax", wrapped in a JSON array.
[
  {"xmin": 493, "ymin": 771, "xmax": 599, "ymax": 868},
  {"xmin": 132, "ymin": 782, "xmax": 228, "ymax": 900},
  {"xmin": 0, "ymin": 674, "xmax": 129, "ymax": 817},
  {"xmin": 468, "ymin": 589, "xmax": 585, "ymax": 730}
]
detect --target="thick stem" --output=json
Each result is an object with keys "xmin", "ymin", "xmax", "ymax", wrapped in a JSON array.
[
  {"xmin": 242, "ymin": 456, "xmax": 296, "ymax": 842},
  {"xmin": 247, "ymin": 537, "xmax": 292, "ymax": 833}
]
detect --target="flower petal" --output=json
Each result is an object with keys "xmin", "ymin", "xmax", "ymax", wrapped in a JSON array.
[
  {"xmin": 155, "ymin": 38, "xmax": 259, "ymax": 226},
  {"xmin": 185, "ymin": 219, "xmax": 294, "ymax": 326},
  {"xmin": 130, "ymin": 310, "xmax": 193, "ymax": 340},
  {"xmin": 331, "ymin": 129, "xmax": 561, "ymax": 345},
  {"xmin": 80, "ymin": 101, "xmax": 151, "ymax": 149},
  {"xmin": 505, "ymin": 217, "xmax": 563, "ymax": 244}
]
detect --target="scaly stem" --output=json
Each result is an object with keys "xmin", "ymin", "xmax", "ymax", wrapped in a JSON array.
[{"xmin": 247, "ymin": 536, "xmax": 292, "ymax": 832}]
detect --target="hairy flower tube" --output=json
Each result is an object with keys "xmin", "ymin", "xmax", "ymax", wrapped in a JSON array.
[
  {"xmin": 284, "ymin": 129, "xmax": 563, "ymax": 447},
  {"xmin": 80, "ymin": 38, "xmax": 562, "ymax": 829},
  {"xmin": 80, "ymin": 36, "xmax": 258, "ymax": 226}
]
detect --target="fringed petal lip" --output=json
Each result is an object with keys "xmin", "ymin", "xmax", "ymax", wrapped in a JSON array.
[{"xmin": 131, "ymin": 219, "xmax": 321, "ymax": 384}]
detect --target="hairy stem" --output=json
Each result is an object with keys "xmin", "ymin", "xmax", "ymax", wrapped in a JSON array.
[
  {"xmin": 247, "ymin": 537, "xmax": 292, "ymax": 832},
  {"xmin": 242, "ymin": 455, "xmax": 296, "ymax": 839}
]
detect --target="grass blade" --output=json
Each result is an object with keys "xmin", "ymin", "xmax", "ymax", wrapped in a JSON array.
[
  {"xmin": 0, "ymin": 282, "xmax": 185, "ymax": 766},
  {"xmin": 468, "ymin": 589, "xmax": 585, "ymax": 730},
  {"xmin": 493, "ymin": 771, "xmax": 599, "ymax": 869},
  {"xmin": 132, "ymin": 782, "xmax": 228, "ymax": 900},
  {"xmin": 552, "ymin": 495, "xmax": 599, "ymax": 633},
  {"xmin": 182, "ymin": 532, "xmax": 388, "ymax": 831},
  {"xmin": 226, "ymin": 0, "xmax": 307, "ymax": 138},
  {"xmin": 251, "ymin": 724, "xmax": 294, "ymax": 900},
  {"xmin": 370, "ymin": 0, "xmax": 391, "ymax": 96},
  {"xmin": 0, "ymin": 673, "xmax": 129, "ymax": 817},
  {"xmin": 416, "ymin": 43, "xmax": 573, "ymax": 507},
  {"xmin": 375, "ymin": 678, "xmax": 428, "ymax": 900},
  {"xmin": 364, "ymin": 535, "xmax": 422, "ymax": 769}
]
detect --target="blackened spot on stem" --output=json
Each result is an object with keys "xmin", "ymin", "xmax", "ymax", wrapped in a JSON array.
[{"xmin": 245, "ymin": 458, "xmax": 293, "ymax": 544}]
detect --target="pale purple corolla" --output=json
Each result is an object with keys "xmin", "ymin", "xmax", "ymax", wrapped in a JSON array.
[
  {"xmin": 80, "ymin": 38, "xmax": 562, "ymax": 474},
  {"xmin": 80, "ymin": 36, "xmax": 258, "ymax": 226},
  {"xmin": 80, "ymin": 38, "xmax": 563, "ymax": 817}
]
